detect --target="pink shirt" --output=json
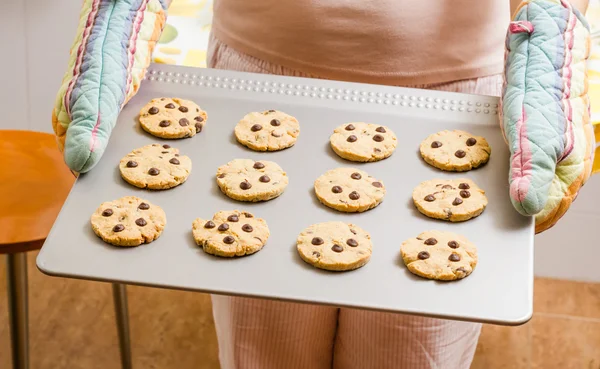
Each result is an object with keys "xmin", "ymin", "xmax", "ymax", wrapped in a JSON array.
[{"xmin": 212, "ymin": 0, "xmax": 510, "ymax": 85}]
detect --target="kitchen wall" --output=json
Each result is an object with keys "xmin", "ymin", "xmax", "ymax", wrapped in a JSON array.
[{"xmin": 1, "ymin": 0, "xmax": 598, "ymax": 282}]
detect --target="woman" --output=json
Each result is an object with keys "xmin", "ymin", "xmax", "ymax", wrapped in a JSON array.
[{"xmin": 53, "ymin": 0, "xmax": 589, "ymax": 368}]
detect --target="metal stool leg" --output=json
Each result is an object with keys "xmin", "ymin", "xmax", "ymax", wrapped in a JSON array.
[
  {"xmin": 112, "ymin": 283, "xmax": 132, "ymax": 369},
  {"xmin": 7, "ymin": 253, "xmax": 29, "ymax": 369}
]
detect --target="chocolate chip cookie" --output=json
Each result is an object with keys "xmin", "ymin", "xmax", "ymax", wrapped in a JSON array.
[
  {"xmin": 91, "ymin": 196, "xmax": 166, "ymax": 247},
  {"xmin": 314, "ymin": 167, "xmax": 385, "ymax": 212},
  {"xmin": 216, "ymin": 159, "xmax": 289, "ymax": 202},
  {"xmin": 330, "ymin": 122, "xmax": 398, "ymax": 162},
  {"xmin": 400, "ymin": 230, "xmax": 478, "ymax": 280},
  {"xmin": 412, "ymin": 178, "xmax": 487, "ymax": 222},
  {"xmin": 192, "ymin": 210, "xmax": 270, "ymax": 257},
  {"xmin": 420, "ymin": 130, "xmax": 491, "ymax": 171},
  {"xmin": 234, "ymin": 110, "xmax": 300, "ymax": 151},
  {"xmin": 139, "ymin": 97, "xmax": 207, "ymax": 139},
  {"xmin": 119, "ymin": 144, "xmax": 192, "ymax": 190},
  {"xmin": 297, "ymin": 222, "xmax": 372, "ymax": 271}
]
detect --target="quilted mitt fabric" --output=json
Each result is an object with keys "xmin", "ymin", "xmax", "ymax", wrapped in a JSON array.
[
  {"xmin": 52, "ymin": 0, "xmax": 168, "ymax": 173},
  {"xmin": 502, "ymin": 0, "xmax": 593, "ymax": 233}
]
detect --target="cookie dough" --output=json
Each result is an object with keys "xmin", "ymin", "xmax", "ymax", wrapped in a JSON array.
[
  {"xmin": 297, "ymin": 222, "xmax": 372, "ymax": 271},
  {"xmin": 192, "ymin": 210, "xmax": 270, "ymax": 257},
  {"xmin": 400, "ymin": 230, "xmax": 478, "ymax": 280},
  {"xmin": 412, "ymin": 178, "xmax": 487, "ymax": 222},
  {"xmin": 139, "ymin": 97, "xmax": 207, "ymax": 139},
  {"xmin": 234, "ymin": 110, "xmax": 300, "ymax": 151},
  {"xmin": 91, "ymin": 196, "xmax": 166, "ymax": 247},
  {"xmin": 119, "ymin": 144, "xmax": 192, "ymax": 190},
  {"xmin": 314, "ymin": 167, "xmax": 385, "ymax": 212},
  {"xmin": 420, "ymin": 130, "xmax": 491, "ymax": 171},
  {"xmin": 216, "ymin": 159, "xmax": 289, "ymax": 202},
  {"xmin": 330, "ymin": 122, "xmax": 398, "ymax": 162}
]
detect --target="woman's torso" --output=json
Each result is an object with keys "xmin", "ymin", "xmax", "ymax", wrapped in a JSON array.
[{"xmin": 212, "ymin": 0, "xmax": 510, "ymax": 86}]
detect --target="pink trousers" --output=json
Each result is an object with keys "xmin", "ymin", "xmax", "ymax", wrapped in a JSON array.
[{"xmin": 207, "ymin": 33, "xmax": 502, "ymax": 369}]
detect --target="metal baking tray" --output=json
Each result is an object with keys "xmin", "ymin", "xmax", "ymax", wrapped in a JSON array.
[{"xmin": 38, "ymin": 64, "xmax": 534, "ymax": 325}]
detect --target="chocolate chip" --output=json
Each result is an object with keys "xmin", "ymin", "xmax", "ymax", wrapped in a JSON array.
[
  {"xmin": 332, "ymin": 186, "xmax": 343, "ymax": 193},
  {"xmin": 312, "ymin": 237, "xmax": 324, "ymax": 245},
  {"xmin": 259, "ymin": 175, "xmax": 270, "ymax": 183},
  {"xmin": 418, "ymin": 251, "xmax": 430, "ymax": 260},
  {"xmin": 178, "ymin": 118, "xmax": 189, "ymax": 127},
  {"xmin": 271, "ymin": 131, "xmax": 282, "ymax": 137},
  {"xmin": 456, "ymin": 267, "xmax": 467, "ymax": 273},
  {"xmin": 424, "ymin": 238, "xmax": 437, "ymax": 245},
  {"xmin": 345, "ymin": 124, "xmax": 355, "ymax": 131},
  {"xmin": 431, "ymin": 141, "xmax": 442, "ymax": 148},
  {"xmin": 253, "ymin": 162, "xmax": 265, "ymax": 169},
  {"xmin": 163, "ymin": 144, "xmax": 171, "ymax": 149},
  {"xmin": 138, "ymin": 203, "xmax": 150, "ymax": 210},
  {"xmin": 449, "ymin": 253, "xmax": 461, "ymax": 262},
  {"xmin": 460, "ymin": 190, "xmax": 471, "ymax": 198},
  {"xmin": 374, "ymin": 148, "xmax": 382, "ymax": 153},
  {"xmin": 372, "ymin": 182, "xmax": 383, "ymax": 188},
  {"xmin": 270, "ymin": 119, "xmax": 281, "ymax": 126},
  {"xmin": 375, "ymin": 126, "xmax": 386, "ymax": 133},
  {"xmin": 240, "ymin": 180, "xmax": 252, "ymax": 190},
  {"xmin": 459, "ymin": 183, "xmax": 470, "ymax": 189},
  {"xmin": 135, "ymin": 218, "xmax": 147, "ymax": 227},
  {"xmin": 347, "ymin": 135, "xmax": 357, "ymax": 142},
  {"xmin": 251, "ymin": 124, "xmax": 262, "ymax": 132},
  {"xmin": 218, "ymin": 223, "xmax": 229, "ymax": 232},
  {"xmin": 313, "ymin": 251, "xmax": 321, "ymax": 257},
  {"xmin": 204, "ymin": 221, "xmax": 215, "ymax": 229},
  {"xmin": 148, "ymin": 168, "xmax": 160, "ymax": 176},
  {"xmin": 351, "ymin": 172, "xmax": 362, "ymax": 180},
  {"xmin": 346, "ymin": 239, "xmax": 358, "ymax": 247},
  {"xmin": 113, "ymin": 224, "xmax": 125, "ymax": 232},
  {"xmin": 159, "ymin": 120, "xmax": 171, "ymax": 127},
  {"xmin": 179, "ymin": 106, "xmax": 188, "ymax": 112},
  {"xmin": 243, "ymin": 212, "xmax": 253, "ymax": 218},
  {"xmin": 242, "ymin": 224, "xmax": 253, "ymax": 232},
  {"xmin": 148, "ymin": 107, "xmax": 159, "ymax": 115},
  {"xmin": 350, "ymin": 229, "xmax": 357, "ymax": 235},
  {"xmin": 169, "ymin": 158, "xmax": 180, "ymax": 165},
  {"xmin": 102, "ymin": 209, "xmax": 113, "ymax": 217},
  {"xmin": 349, "ymin": 191, "xmax": 360, "ymax": 200},
  {"xmin": 195, "ymin": 123, "xmax": 203, "ymax": 133},
  {"xmin": 331, "ymin": 244, "xmax": 343, "ymax": 253},
  {"xmin": 217, "ymin": 174, "xmax": 226, "ymax": 179},
  {"xmin": 194, "ymin": 116, "xmax": 204, "ymax": 122},
  {"xmin": 126, "ymin": 161, "xmax": 138, "ymax": 168},
  {"xmin": 452, "ymin": 197, "xmax": 463, "ymax": 206},
  {"xmin": 223, "ymin": 236, "xmax": 235, "ymax": 244},
  {"xmin": 448, "ymin": 240, "xmax": 459, "ymax": 249},
  {"xmin": 424, "ymin": 195, "xmax": 435, "ymax": 202},
  {"xmin": 466, "ymin": 138, "xmax": 477, "ymax": 146},
  {"xmin": 455, "ymin": 150, "xmax": 466, "ymax": 158},
  {"xmin": 268, "ymin": 110, "xmax": 276, "ymax": 113},
  {"xmin": 165, "ymin": 103, "xmax": 175, "ymax": 109},
  {"xmin": 161, "ymin": 151, "xmax": 169, "ymax": 154},
  {"xmin": 441, "ymin": 185, "xmax": 452, "ymax": 190},
  {"xmin": 373, "ymin": 134, "xmax": 384, "ymax": 142},
  {"xmin": 227, "ymin": 215, "xmax": 239, "ymax": 222}
]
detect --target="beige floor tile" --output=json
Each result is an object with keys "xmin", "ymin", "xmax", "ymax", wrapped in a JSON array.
[
  {"xmin": 534, "ymin": 277, "xmax": 600, "ymax": 319},
  {"xmin": 471, "ymin": 321, "xmax": 531, "ymax": 369},
  {"xmin": 532, "ymin": 315, "xmax": 600, "ymax": 369}
]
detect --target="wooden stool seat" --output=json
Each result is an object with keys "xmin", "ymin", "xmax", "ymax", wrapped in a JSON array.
[{"xmin": 0, "ymin": 130, "xmax": 74, "ymax": 254}]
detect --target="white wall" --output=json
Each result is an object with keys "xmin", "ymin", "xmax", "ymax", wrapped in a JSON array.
[
  {"xmin": 0, "ymin": 0, "xmax": 80, "ymax": 132},
  {"xmin": 1, "ymin": 0, "xmax": 598, "ymax": 282}
]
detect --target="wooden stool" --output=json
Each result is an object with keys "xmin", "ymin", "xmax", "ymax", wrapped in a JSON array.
[{"xmin": 0, "ymin": 131, "xmax": 132, "ymax": 369}]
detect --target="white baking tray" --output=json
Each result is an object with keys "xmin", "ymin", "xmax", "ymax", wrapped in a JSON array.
[{"xmin": 38, "ymin": 64, "xmax": 534, "ymax": 325}]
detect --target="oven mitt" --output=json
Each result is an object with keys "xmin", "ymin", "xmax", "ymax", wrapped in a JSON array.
[
  {"xmin": 502, "ymin": 0, "xmax": 594, "ymax": 233},
  {"xmin": 52, "ymin": 0, "xmax": 168, "ymax": 173}
]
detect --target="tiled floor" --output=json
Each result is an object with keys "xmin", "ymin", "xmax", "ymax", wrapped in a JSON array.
[{"xmin": 0, "ymin": 252, "xmax": 599, "ymax": 369}]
